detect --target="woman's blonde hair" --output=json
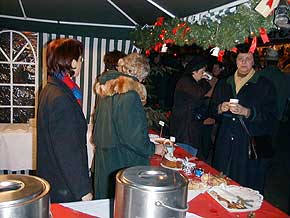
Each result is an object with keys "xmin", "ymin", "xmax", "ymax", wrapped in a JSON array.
[{"xmin": 117, "ymin": 53, "xmax": 150, "ymax": 81}]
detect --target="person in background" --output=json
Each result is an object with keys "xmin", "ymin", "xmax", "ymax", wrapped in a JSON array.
[
  {"xmin": 92, "ymin": 52, "xmax": 165, "ymax": 199},
  {"xmin": 170, "ymin": 55, "xmax": 211, "ymax": 160},
  {"xmin": 37, "ymin": 38, "xmax": 92, "ymax": 203},
  {"xmin": 259, "ymin": 48, "xmax": 289, "ymax": 122},
  {"xmin": 201, "ymin": 61, "xmax": 224, "ymax": 163},
  {"xmin": 211, "ymin": 43, "xmax": 277, "ymax": 194},
  {"xmin": 103, "ymin": 50, "xmax": 126, "ymax": 72}
]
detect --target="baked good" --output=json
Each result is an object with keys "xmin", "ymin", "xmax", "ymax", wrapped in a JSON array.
[
  {"xmin": 188, "ymin": 179, "xmax": 207, "ymax": 190},
  {"xmin": 161, "ymin": 156, "xmax": 182, "ymax": 169},
  {"xmin": 200, "ymin": 173, "xmax": 227, "ymax": 186}
]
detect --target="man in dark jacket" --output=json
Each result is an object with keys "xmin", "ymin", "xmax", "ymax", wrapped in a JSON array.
[{"xmin": 170, "ymin": 55, "xmax": 211, "ymax": 160}]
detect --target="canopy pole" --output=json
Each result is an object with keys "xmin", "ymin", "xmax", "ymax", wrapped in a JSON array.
[
  {"xmin": 0, "ymin": 15, "xmax": 136, "ymax": 28},
  {"xmin": 146, "ymin": 0, "xmax": 176, "ymax": 18},
  {"xmin": 107, "ymin": 0, "xmax": 138, "ymax": 25},
  {"xmin": 18, "ymin": 0, "xmax": 27, "ymax": 18}
]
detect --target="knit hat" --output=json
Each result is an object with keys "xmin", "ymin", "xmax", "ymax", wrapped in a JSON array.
[
  {"xmin": 184, "ymin": 55, "xmax": 208, "ymax": 75},
  {"xmin": 264, "ymin": 48, "xmax": 279, "ymax": 61}
]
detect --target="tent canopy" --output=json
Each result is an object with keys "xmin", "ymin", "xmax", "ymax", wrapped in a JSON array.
[{"xmin": 0, "ymin": 0, "xmax": 242, "ymax": 38}]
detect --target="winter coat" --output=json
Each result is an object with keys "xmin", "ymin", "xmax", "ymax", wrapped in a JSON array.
[
  {"xmin": 211, "ymin": 72, "xmax": 277, "ymax": 192},
  {"xmin": 170, "ymin": 75, "xmax": 211, "ymax": 150},
  {"xmin": 37, "ymin": 76, "xmax": 91, "ymax": 203},
  {"xmin": 92, "ymin": 70, "xmax": 155, "ymax": 199}
]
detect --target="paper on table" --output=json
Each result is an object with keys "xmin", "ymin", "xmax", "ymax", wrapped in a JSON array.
[{"xmin": 186, "ymin": 212, "xmax": 203, "ymax": 218}]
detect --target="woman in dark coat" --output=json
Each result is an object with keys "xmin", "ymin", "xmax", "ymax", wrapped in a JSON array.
[
  {"xmin": 211, "ymin": 44, "xmax": 277, "ymax": 194},
  {"xmin": 37, "ymin": 38, "xmax": 92, "ymax": 203},
  {"xmin": 170, "ymin": 55, "xmax": 211, "ymax": 158},
  {"xmin": 92, "ymin": 53, "xmax": 165, "ymax": 199}
]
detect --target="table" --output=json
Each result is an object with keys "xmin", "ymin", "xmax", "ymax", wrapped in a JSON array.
[
  {"xmin": 0, "ymin": 124, "xmax": 36, "ymax": 171},
  {"xmin": 51, "ymin": 145, "xmax": 290, "ymax": 218},
  {"xmin": 150, "ymin": 146, "xmax": 289, "ymax": 218}
]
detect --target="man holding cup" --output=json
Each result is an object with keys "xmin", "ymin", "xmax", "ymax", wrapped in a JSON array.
[{"xmin": 211, "ymin": 43, "xmax": 277, "ymax": 194}]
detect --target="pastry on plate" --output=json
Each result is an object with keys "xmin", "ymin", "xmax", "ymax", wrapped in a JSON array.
[{"xmin": 161, "ymin": 155, "xmax": 183, "ymax": 169}]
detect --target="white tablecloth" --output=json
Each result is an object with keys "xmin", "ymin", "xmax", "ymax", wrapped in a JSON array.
[
  {"xmin": 0, "ymin": 124, "xmax": 36, "ymax": 171},
  {"xmin": 60, "ymin": 199, "xmax": 202, "ymax": 218},
  {"xmin": 0, "ymin": 123, "xmax": 95, "ymax": 171}
]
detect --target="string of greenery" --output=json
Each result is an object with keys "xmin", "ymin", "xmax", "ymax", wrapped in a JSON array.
[{"xmin": 131, "ymin": 0, "xmax": 275, "ymax": 51}]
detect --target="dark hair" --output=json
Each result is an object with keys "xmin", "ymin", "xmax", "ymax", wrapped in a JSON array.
[
  {"xmin": 184, "ymin": 54, "xmax": 208, "ymax": 75},
  {"xmin": 236, "ymin": 43, "xmax": 251, "ymax": 54},
  {"xmin": 46, "ymin": 38, "xmax": 83, "ymax": 76},
  {"xmin": 103, "ymin": 50, "xmax": 126, "ymax": 71}
]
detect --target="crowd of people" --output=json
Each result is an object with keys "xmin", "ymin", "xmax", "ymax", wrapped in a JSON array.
[{"xmin": 36, "ymin": 38, "xmax": 290, "ymax": 215}]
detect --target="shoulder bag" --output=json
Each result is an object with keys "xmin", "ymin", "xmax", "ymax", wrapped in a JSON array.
[{"xmin": 239, "ymin": 117, "xmax": 274, "ymax": 160}]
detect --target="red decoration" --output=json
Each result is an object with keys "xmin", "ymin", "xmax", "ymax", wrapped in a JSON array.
[
  {"xmin": 164, "ymin": 39, "xmax": 174, "ymax": 44},
  {"xmin": 154, "ymin": 17, "xmax": 165, "ymax": 26},
  {"xmin": 218, "ymin": 50, "xmax": 225, "ymax": 62},
  {"xmin": 231, "ymin": 47, "xmax": 238, "ymax": 53},
  {"xmin": 159, "ymin": 33, "xmax": 165, "ymax": 39},
  {"xmin": 172, "ymin": 27, "xmax": 178, "ymax": 35},
  {"xmin": 266, "ymin": 0, "xmax": 274, "ymax": 8},
  {"xmin": 180, "ymin": 22, "xmax": 186, "ymax": 27},
  {"xmin": 244, "ymin": 37, "xmax": 249, "ymax": 44},
  {"xmin": 183, "ymin": 27, "xmax": 191, "ymax": 37},
  {"xmin": 249, "ymin": 37, "xmax": 257, "ymax": 53},
  {"xmin": 259, "ymin": 28, "xmax": 270, "ymax": 44},
  {"xmin": 145, "ymin": 49, "xmax": 151, "ymax": 56},
  {"xmin": 154, "ymin": 42, "xmax": 163, "ymax": 52}
]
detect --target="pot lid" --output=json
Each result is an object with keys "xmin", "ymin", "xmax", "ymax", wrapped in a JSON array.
[
  {"xmin": 0, "ymin": 175, "xmax": 50, "ymax": 207},
  {"xmin": 117, "ymin": 166, "xmax": 188, "ymax": 192}
]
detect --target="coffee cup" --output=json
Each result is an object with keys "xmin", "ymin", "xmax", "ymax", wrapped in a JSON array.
[
  {"xmin": 165, "ymin": 144, "xmax": 175, "ymax": 155},
  {"xmin": 229, "ymin": 98, "xmax": 239, "ymax": 106},
  {"xmin": 203, "ymin": 72, "xmax": 213, "ymax": 80}
]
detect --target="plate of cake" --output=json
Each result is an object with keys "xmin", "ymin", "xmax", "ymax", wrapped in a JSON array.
[{"xmin": 160, "ymin": 154, "xmax": 183, "ymax": 170}]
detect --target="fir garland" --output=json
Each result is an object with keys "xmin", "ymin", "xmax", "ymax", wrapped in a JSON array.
[{"xmin": 131, "ymin": 0, "xmax": 275, "ymax": 52}]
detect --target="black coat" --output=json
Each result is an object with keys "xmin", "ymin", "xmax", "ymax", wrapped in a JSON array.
[
  {"xmin": 211, "ymin": 72, "xmax": 277, "ymax": 192},
  {"xmin": 37, "ymin": 77, "xmax": 91, "ymax": 203},
  {"xmin": 170, "ymin": 75, "xmax": 211, "ymax": 149}
]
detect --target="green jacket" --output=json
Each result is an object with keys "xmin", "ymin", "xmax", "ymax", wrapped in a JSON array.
[{"xmin": 92, "ymin": 71, "xmax": 155, "ymax": 199}]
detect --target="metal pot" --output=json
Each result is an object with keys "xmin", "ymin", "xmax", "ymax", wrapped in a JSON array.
[
  {"xmin": 114, "ymin": 166, "xmax": 188, "ymax": 218},
  {"xmin": 0, "ymin": 174, "xmax": 50, "ymax": 218}
]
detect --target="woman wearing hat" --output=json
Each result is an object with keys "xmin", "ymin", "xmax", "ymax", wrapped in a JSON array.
[
  {"xmin": 169, "ymin": 55, "xmax": 211, "ymax": 159},
  {"xmin": 92, "ymin": 53, "xmax": 165, "ymax": 199}
]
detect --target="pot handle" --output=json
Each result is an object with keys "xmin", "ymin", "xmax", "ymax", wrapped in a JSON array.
[{"xmin": 155, "ymin": 200, "xmax": 188, "ymax": 212}]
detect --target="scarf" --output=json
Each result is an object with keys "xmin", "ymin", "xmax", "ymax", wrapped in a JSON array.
[
  {"xmin": 53, "ymin": 72, "xmax": 82, "ymax": 105},
  {"xmin": 234, "ymin": 68, "xmax": 255, "ymax": 94}
]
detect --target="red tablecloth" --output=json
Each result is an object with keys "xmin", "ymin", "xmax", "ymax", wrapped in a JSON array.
[{"xmin": 151, "ymin": 146, "xmax": 290, "ymax": 218}]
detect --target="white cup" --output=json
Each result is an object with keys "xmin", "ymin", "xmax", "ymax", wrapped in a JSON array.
[
  {"xmin": 203, "ymin": 72, "xmax": 213, "ymax": 80},
  {"xmin": 229, "ymin": 98, "xmax": 239, "ymax": 106}
]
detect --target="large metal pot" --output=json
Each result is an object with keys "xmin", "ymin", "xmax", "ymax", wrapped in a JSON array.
[
  {"xmin": 114, "ymin": 166, "xmax": 188, "ymax": 218},
  {"xmin": 0, "ymin": 174, "xmax": 50, "ymax": 218}
]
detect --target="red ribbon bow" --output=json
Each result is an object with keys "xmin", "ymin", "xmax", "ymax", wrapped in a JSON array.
[
  {"xmin": 249, "ymin": 37, "xmax": 257, "ymax": 53},
  {"xmin": 259, "ymin": 28, "xmax": 270, "ymax": 44},
  {"xmin": 218, "ymin": 50, "xmax": 225, "ymax": 62}
]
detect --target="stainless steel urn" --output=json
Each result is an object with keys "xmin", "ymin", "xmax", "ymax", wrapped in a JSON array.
[
  {"xmin": 0, "ymin": 174, "xmax": 50, "ymax": 218},
  {"xmin": 114, "ymin": 166, "xmax": 188, "ymax": 218}
]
